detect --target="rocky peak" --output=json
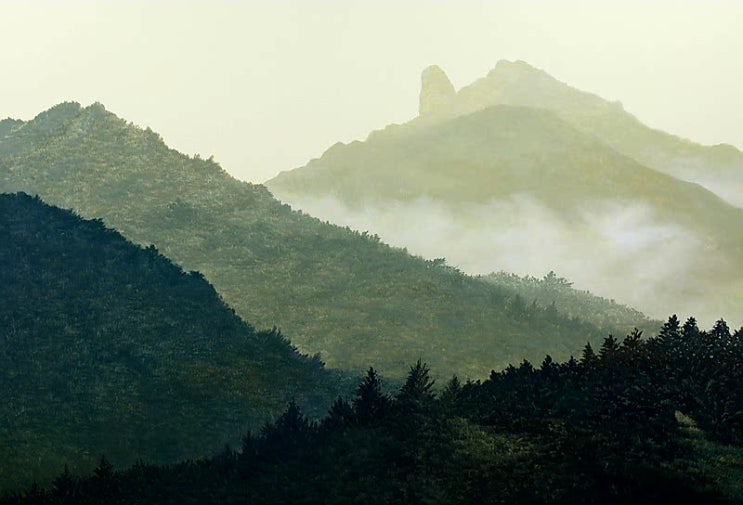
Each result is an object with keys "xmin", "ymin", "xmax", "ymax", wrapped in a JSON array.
[
  {"xmin": 419, "ymin": 65, "xmax": 456, "ymax": 117},
  {"xmin": 481, "ymin": 60, "xmax": 552, "ymax": 90}
]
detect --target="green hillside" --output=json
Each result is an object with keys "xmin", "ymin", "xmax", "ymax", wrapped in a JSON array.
[
  {"xmin": 0, "ymin": 102, "xmax": 637, "ymax": 381},
  {"xmin": 0, "ymin": 192, "xmax": 342, "ymax": 491}
]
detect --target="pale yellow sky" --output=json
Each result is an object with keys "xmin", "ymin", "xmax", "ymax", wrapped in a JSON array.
[{"xmin": 1, "ymin": 0, "xmax": 741, "ymax": 183}]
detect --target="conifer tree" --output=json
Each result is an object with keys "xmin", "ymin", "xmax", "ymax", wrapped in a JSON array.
[
  {"xmin": 658, "ymin": 314, "xmax": 681, "ymax": 346},
  {"xmin": 439, "ymin": 375, "xmax": 462, "ymax": 410},
  {"xmin": 599, "ymin": 335, "xmax": 620, "ymax": 363},
  {"xmin": 322, "ymin": 396, "xmax": 354, "ymax": 431},
  {"xmin": 353, "ymin": 367, "xmax": 390, "ymax": 425},
  {"xmin": 580, "ymin": 342, "xmax": 596, "ymax": 368},
  {"xmin": 50, "ymin": 465, "xmax": 75, "ymax": 503},
  {"xmin": 397, "ymin": 359, "xmax": 436, "ymax": 413}
]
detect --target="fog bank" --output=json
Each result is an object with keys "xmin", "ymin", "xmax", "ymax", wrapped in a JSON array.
[{"xmin": 283, "ymin": 193, "xmax": 740, "ymax": 329}]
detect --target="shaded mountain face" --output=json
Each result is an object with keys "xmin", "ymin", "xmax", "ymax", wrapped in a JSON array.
[
  {"xmin": 0, "ymin": 192, "xmax": 338, "ymax": 491},
  {"xmin": 0, "ymin": 102, "xmax": 645, "ymax": 383},
  {"xmin": 267, "ymin": 64, "xmax": 743, "ymax": 327}
]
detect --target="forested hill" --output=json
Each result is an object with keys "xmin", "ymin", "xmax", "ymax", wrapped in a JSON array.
[
  {"xmin": 0, "ymin": 192, "xmax": 342, "ymax": 491},
  {"xmin": 6, "ymin": 317, "xmax": 743, "ymax": 504},
  {"xmin": 0, "ymin": 102, "xmax": 647, "ymax": 379}
]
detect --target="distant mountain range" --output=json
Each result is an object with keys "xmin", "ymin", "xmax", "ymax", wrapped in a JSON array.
[
  {"xmin": 0, "ymin": 102, "xmax": 650, "ymax": 383},
  {"xmin": 267, "ymin": 61, "xmax": 743, "ymax": 326},
  {"xmin": 420, "ymin": 60, "xmax": 743, "ymax": 208},
  {"xmin": 0, "ymin": 192, "xmax": 342, "ymax": 491}
]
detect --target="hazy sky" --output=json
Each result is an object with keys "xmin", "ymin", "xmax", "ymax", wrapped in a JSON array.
[{"xmin": 1, "ymin": 0, "xmax": 741, "ymax": 183}]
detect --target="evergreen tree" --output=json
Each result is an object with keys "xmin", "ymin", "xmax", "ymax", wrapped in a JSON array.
[
  {"xmin": 321, "ymin": 396, "xmax": 354, "ymax": 431},
  {"xmin": 682, "ymin": 316, "xmax": 700, "ymax": 340},
  {"xmin": 658, "ymin": 314, "xmax": 681, "ymax": 346},
  {"xmin": 50, "ymin": 465, "xmax": 76, "ymax": 503},
  {"xmin": 90, "ymin": 455, "xmax": 115, "ymax": 503},
  {"xmin": 93, "ymin": 455, "xmax": 113, "ymax": 481},
  {"xmin": 397, "ymin": 359, "xmax": 436, "ymax": 411},
  {"xmin": 599, "ymin": 335, "xmax": 620, "ymax": 363},
  {"xmin": 580, "ymin": 342, "xmax": 597, "ymax": 368},
  {"xmin": 439, "ymin": 375, "xmax": 462, "ymax": 411},
  {"xmin": 352, "ymin": 367, "xmax": 390, "ymax": 425},
  {"xmin": 261, "ymin": 400, "xmax": 312, "ymax": 444}
]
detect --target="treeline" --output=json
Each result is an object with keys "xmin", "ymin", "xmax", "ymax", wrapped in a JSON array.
[
  {"xmin": 4, "ymin": 316, "xmax": 742, "ymax": 504},
  {"xmin": 483, "ymin": 270, "xmax": 655, "ymax": 334}
]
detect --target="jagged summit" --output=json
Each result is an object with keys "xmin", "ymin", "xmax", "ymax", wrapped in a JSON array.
[
  {"xmin": 488, "ymin": 59, "xmax": 545, "ymax": 78},
  {"xmin": 22, "ymin": 101, "xmax": 83, "ymax": 134},
  {"xmin": 419, "ymin": 65, "xmax": 456, "ymax": 116},
  {"xmin": 417, "ymin": 60, "xmax": 558, "ymax": 119},
  {"xmin": 4, "ymin": 102, "xmax": 119, "ymax": 142}
]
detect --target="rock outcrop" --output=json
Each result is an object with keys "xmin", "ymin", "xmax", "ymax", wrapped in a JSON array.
[{"xmin": 419, "ymin": 65, "xmax": 456, "ymax": 117}]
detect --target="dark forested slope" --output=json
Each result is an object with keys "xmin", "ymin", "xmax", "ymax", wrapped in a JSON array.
[
  {"xmin": 5, "ymin": 317, "xmax": 743, "ymax": 504},
  {"xmin": 0, "ymin": 192, "xmax": 339, "ymax": 491},
  {"xmin": 0, "ymin": 102, "xmax": 639, "ymax": 379}
]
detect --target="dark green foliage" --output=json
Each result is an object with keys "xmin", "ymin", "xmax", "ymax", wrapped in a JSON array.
[
  {"xmin": 0, "ymin": 103, "xmax": 628, "ymax": 379},
  {"xmin": 0, "ymin": 193, "xmax": 346, "ymax": 492},
  {"xmin": 396, "ymin": 359, "xmax": 436, "ymax": 409},
  {"xmin": 352, "ymin": 367, "xmax": 391, "ymax": 425},
  {"xmin": 6, "ymin": 320, "xmax": 743, "ymax": 504}
]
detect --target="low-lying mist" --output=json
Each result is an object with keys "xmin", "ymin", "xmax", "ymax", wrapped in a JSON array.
[{"xmin": 284, "ymin": 193, "xmax": 741, "ymax": 329}]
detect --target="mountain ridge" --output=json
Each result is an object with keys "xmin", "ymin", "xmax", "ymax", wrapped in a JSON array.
[
  {"xmin": 416, "ymin": 59, "xmax": 743, "ymax": 207},
  {"xmin": 0, "ymin": 102, "xmax": 649, "ymax": 380}
]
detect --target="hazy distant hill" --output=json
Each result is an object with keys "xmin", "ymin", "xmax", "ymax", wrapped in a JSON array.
[
  {"xmin": 424, "ymin": 60, "xmax": 743, "ymax": 208},
  {"xmin": 0, "ymin": 102, "xmax": 644, "ymax": 382},
  {"xmin": 267, "ymin": 65, "xmax": 743, "ymax": 326},
  {"xmin": 0, "ymin": 192, "xmax": 339, "ymax": 491}
]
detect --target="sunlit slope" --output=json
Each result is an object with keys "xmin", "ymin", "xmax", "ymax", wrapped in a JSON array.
[
  {"xmin": 267, "ymin": 104, "xmax": 743, "ymax": 325},
  {"xmin": 0, "ymin": 102, "xmax": 637, "ymax": 380},
  {"xmin": 441, "ymin": 60, "xmax": 743, "ymax": 207},
  {"xmin": 0, "ymin": 192, "xmax": 338, "ymax": 491}
]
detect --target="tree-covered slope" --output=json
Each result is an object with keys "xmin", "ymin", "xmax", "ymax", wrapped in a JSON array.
[
  {"xmin": 6, "ymin": 317, "xmax": 743, "ymax": 504},
  {"xmin": 0, "ymin": 103, "xmax": 630, "ymax": 381},
  {"xmin": 482, "ymin": 271, "xmax": 658, "ymax": 332},
  {"xmin": 0, "ymin": 192, "xmax": 340, "ymax": 491}
]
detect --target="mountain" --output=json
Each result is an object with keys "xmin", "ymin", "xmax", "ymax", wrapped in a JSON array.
[
  {"xmin": 266, "ymin": 64, "xmax": 743, "ymax": 326},
  {"xmin": 421, "ymin": 60, "xmax": 743, "ymax": 209},
  {"xmin": 0, "ymin": 192, "xmax": 341, "ymax": 491},
  {"xmin": 0, "ymin": 102, "xmax": 646, "ymax": 382}
]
